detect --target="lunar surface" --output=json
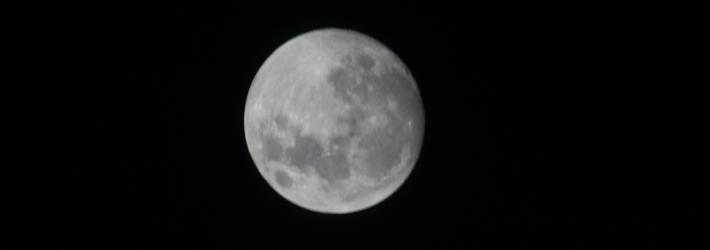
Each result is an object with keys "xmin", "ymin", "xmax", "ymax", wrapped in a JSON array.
[{"xmin": 244, "ymin": 28, "xmax": 424, "ymax": 213}]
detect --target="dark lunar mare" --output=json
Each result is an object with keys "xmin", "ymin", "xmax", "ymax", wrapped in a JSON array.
[
  {"xmin": 326, "ymin": 52, "xmax": 418, "ymax": 180},
  {"xmin": 258, "ymin": 113, "xmax": 352, "ymax": 183},
  {"xmin": 274, "ymin": 170, "xmax": 293, "ymax": 188},
  {"xmin": 354, "ymin": 53, "xmax": 375, "ymax": 71},
  {"xmin": 286, "ymin": 133, "xmax": 351, "ymax": 182},
  {"xmin": 359, "ymin": 120, "xmax": 408, "ymax": 179},
  {"xmin": 261, "ymin": 134, "xmax": 284, "ymax": 162},
  {"xmin": 258, "ymin": 51, "xmax": 421, "ymax": 186},
  {"xmin": 287, "ymin": 134, "xmax": 323, "ymax": 168},
  {"xmin": 330, "ymin": 53, "xmax": 420, "ymax": 118},
  {"xmin": 256, "ymin": 114, "xmax": 293, "ymax": 163}
]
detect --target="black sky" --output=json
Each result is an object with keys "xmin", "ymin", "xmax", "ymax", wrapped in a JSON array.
[{"xmin": 44, "ymin": 2, "xmax": 706, "ymax": 249}]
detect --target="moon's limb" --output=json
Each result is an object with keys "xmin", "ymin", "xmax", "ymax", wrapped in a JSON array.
[{"xmin": 245, "ymin": 28, "xmax": 424, "ymax": 213}]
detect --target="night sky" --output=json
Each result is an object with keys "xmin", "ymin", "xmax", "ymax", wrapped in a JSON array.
[{"xmin": 47, "ymin": 2, "xmax": 704, "ymax": 249}]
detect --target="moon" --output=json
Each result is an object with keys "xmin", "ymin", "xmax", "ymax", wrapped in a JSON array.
[{"xmin": 244, "ymin": 28, "xmax": 424, "ymax": 214}]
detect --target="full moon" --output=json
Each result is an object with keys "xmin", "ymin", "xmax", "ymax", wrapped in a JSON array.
[{"xmin": 244, "ymin": 28, "xmax": 424, "ymax": 213}]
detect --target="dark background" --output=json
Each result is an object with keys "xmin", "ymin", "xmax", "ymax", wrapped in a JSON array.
[{"xmin": 43, "ymin": 2, "xmax": 705, "ymax": 249}]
